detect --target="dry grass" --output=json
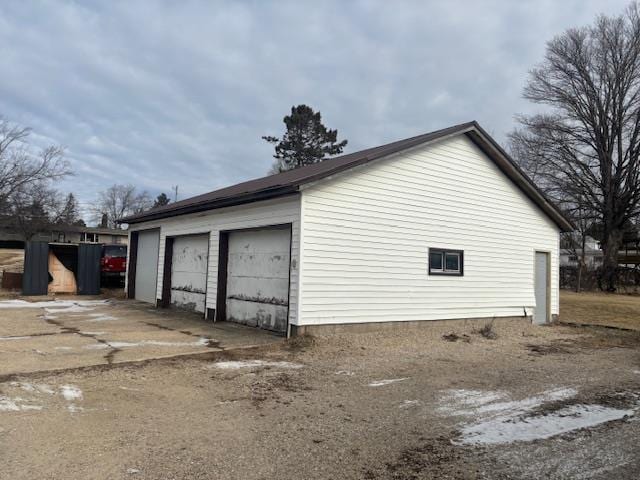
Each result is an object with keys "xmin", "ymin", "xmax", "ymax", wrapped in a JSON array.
[
  {"xmin": 560, "ymin": 290, "xmax": 640, "ymax": 331},
  {"xmin": 0, "ymin": 248, "xmax": 24, "ymax": 273}
]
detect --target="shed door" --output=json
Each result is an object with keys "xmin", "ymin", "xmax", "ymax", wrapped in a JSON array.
[
  {"xmin": 171, "ymin": 234, "xmax": 209, "ymax": 313},
  {"xmin": 135, "ymin": 230, "xmax": 160, "ymax": 304},
  {"xmin": 226, "ymin": 227, "xmax": 291, "ymax": 333},
  {"xmin": 534, "ymin": 252, "xmax": 549, "ymax": 324}
]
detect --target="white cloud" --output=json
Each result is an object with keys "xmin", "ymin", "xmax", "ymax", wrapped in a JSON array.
[{"xmin": 0, "ymin": 1, "xmax": 629, "ymax": 221}]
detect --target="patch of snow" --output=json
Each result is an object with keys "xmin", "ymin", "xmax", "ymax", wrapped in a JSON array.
[
  {"xmin": 0, "ymin": 300, "xmax": 108, "ymax": 317},
  {"xmin": 54, "ymin": 346, "xmax": 73, "ymax": 351},
  {"xmin": 67, "ymin": 404, "xmax": 84, "ymax": 413},
  {"xmin": 438, "ymin": 387, "xmax": 577, "ymax": 417},
  {"xmin": 633, "ymin": 370, "xmax": 640, "ymax": 375},
  {"xmin": 9, "ymin": 382, "xmax": 55, "ymax": 395},
  {"xmin": 60, "ymin": 385, "xmax": 83, "ymax": 401},
  {"xmin": 212, "ymin": 360, "xmax": 304, "ymax": 370},
  {"xmin": 0, "ymin": 335, "xmax": 32, "ymax": 341},
  {"xmin": 86, "ymin": 315, "xmax": 118, "ymax": 322},
  {"xmin": 399, "ymin": 400, "xmax": 421, "ymax": 409},
  {"xmin": 126, "ymin": 468, "xmax": 140, "ymax": 474},
  {"xmin": 85, "ymin": 338, "xmax": 212, "ymax": 349},
  {"xmin": 79, "ymin": 331, "xmax": 105, "ymax": 336},
  {"xmin": 0, "ymin": 299, "xmax": 108, "ymax": 310},
  {"xmin": 459, "ymin": 404, "xmax": 635, "ymax": 445},
  {"xmin": 0, "ymin": 395, "xmax": 43, "ymax": 412},
  {"xmin": 45, "ymin": 305, "xmax": 94, "ymax": 314},
  {"xmin": 368, "ymin": 378, "xmax": 409, "ymax": 387},
  {"xmin": 335, "ymin": 370, "xmax": 355, "ymax": 376}
]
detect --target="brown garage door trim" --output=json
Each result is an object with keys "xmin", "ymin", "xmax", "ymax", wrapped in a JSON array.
[{"xmin": 214, "ymin": 223, "xmax": 293, "ymax": 334}]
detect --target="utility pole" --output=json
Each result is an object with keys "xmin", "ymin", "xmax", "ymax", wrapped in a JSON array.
[{"xmin": 172, "ymin": 185, "xmax": 179, "ymax": 202}]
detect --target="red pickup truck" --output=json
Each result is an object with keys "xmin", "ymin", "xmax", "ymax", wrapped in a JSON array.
[{"xmin": 101, "ymin": 244, "xmax": 127, "ymax": 285}]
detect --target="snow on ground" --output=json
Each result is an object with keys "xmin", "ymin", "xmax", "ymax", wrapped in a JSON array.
[
  {"xmin": 0, "ymin": 395, "xmax": 43, "ymax": 412},
  {"xmin": 60, "ymin": 385, "xmax": 83, "ymax": 401},
  {"xmin": 399, "ymin": 400, "xmax": 421, "ymax": 409},
  {"xmin": 438, "ymin": 387, "xmax": 577, "ymax": 416},
  {"xmin": 368, "ymin": 378, "xmax": 409, "ymax": 387},
  {"xmin": 438, "ymin": 387, "xmax": 638, "ymax": 445},
  {"xmin": 0, "ymin": 335, "xmax": 33, "ymax": 341},
  {"xmin": 9, "ymin": 382, "xmax": 55, "ymax": 395},
  {"xmin": 0, "ymin": 382, "xmax": 85, "ymax": 414},
  {"xmin": 45, "ymin": 305, "xmax": 96, "ymax": 314},
  {"xmin": 0, "ymin": 300, "xmax": 108, "ymax": 309},
  {"xmin": 211, "ymin": 360, "xmax": 304, "ymax": 370},
  {"xmin": 460, "ymin": 404, "xmax": 635, "ymax": 445},
  {"xmin": 85, "ymin": 338, "xmax": 213, "ymax": 349},
  {"xmin": 85, "ymin": 314, "xmax": 119, "ymax": 322}
]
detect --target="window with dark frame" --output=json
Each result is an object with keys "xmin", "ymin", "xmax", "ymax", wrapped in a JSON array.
[{"xmin": 428, "ymin": 248, "xmax": 464, "ymax": 276}]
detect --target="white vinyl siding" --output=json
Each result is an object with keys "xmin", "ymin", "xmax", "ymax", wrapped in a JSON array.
[
  {"xmin": 126, "ymin": 196, "xmax": 300, "ymax": 323},
  {"xmin": 298, "ymin": 135, "xmax": 560, "ymax": 325}
]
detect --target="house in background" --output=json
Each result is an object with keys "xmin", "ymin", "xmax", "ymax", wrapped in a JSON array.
[
  {"xmin": 560, "ymin": 236, "xmax": 603, "ymax": 268},
  {"xmin": 121, "ymin": 121, "xmax": 573, "ymax": 336},
  {"xmin": 0, "ymin": 223, "xmax": 128, "ymax": 247}
]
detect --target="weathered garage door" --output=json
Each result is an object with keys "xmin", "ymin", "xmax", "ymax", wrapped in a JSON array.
[
  {"xmin": 226, "ymin": 227, "xmax": 291, "ymax": 333},
  {"xmin": 135, "ymin": 230, "xmax": 160, "ymax": 304},
  {"xmin": 171, "ymin": 234, "xmax": 209, "ymax": 313}
]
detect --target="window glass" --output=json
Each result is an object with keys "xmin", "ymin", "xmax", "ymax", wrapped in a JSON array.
[
  {"xmin": 445, "ymin": 253, "xmax": 460, "ymax": 271},
  {"xmin": 104, "ymin": 245, "xmax": 127, "ymax": 258},
  {"xmin": 429, "ymin": 251, "xmax": 443, "ymax": 271}
]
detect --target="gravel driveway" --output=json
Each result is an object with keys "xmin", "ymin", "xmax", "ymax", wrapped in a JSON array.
[{"xmin": 1, "ymin": 310, "xmax": 639, "ymax": 479}]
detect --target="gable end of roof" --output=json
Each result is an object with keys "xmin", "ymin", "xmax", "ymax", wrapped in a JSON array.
[{"xmin": 120, "ymin": 121, "xmax": 573, "ymax": 232}]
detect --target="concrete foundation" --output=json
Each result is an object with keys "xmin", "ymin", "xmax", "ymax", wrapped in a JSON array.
[{"xmin": 289, "ymin": 315, "xmax": 535, "ymax": 336}]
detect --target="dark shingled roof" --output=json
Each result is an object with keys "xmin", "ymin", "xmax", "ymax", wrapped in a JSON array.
[{"xmin": 121, "ymin": 121, "xmax": 573, "ymax": 231}]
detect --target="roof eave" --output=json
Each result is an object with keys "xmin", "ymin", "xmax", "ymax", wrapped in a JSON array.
[{"xmin": 119, "ymin": 186, "xmax": 300, "ymax": 224}]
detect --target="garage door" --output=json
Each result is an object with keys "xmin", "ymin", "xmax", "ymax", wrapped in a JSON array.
[
  {"xmin": 225, "ymin": 227, "xmax": 291, "ymax": 333},
  {"xmin": 171, "ymin": 234, "xmax": 209, "ymax": 313},
  {"xmin": 134, "ymin": 230, "xmax": 160, "ymax": 304}
]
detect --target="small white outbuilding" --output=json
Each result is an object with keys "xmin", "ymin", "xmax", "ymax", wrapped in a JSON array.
[{"xmin": 121, "ymin": 121, "xmax": 573, "ymax": 336}]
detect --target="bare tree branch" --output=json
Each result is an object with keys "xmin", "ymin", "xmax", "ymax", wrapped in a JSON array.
[{"xmin": 510, "ymin": 4, "xmax": 640, "ymax": 291}]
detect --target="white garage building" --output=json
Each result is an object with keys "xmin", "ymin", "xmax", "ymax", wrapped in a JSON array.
[{"xmin": 121, "ymin": 122, "xmax": 573, "ymax": 336}]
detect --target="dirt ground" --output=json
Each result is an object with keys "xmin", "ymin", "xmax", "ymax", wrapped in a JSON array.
[
  {"xmin": 1, "ymin": 298, "xmax": 640, "ymax": 479},
  {"xmin": 560, "ymin": 290, "xmax": 640, "ymax": 330}
]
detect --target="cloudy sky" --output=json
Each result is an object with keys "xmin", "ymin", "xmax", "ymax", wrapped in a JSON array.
[{"xmin": 0, "ymin": 1, "xmax": 628, "ymax": 221}]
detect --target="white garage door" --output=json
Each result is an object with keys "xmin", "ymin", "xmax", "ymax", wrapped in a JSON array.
[
  {"xmin": 135, "ymin": 230, "xmax": 160, "ymax": 304},
  {"xmin": 226, "ymin": 227, "xmax": 291, "ymax": 333},
  {"xmin": 171, "ymin": 234, "xmax": 209, "ymax": 313}
]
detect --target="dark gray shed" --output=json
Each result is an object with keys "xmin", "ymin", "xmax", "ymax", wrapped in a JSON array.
[{"xmin": 22, "ymin": 241, "xmax": 103, "ymax": 295}]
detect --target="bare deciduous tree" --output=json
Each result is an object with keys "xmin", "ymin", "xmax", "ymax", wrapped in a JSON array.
[
  {"xmin": 5, "ymin": 181, "xmax": 61, "ymax": 240},
  {"xmin": 0, "ymin": 117, "xmax": 69, "ymax": 207},
  {"xmin": 91, "ymin": 184, "xmax": 152, "ymax": 228},
  {"xmin": 564, "ymin": 199, "xmax": 599, "ymax": 292},
  {"xmin": 510, "ymin": 4, "xmax": 640, "ymax": 291},
  {"xmin": 0, "ymin": 117, "xmax": 71, "ymax": 240}
]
